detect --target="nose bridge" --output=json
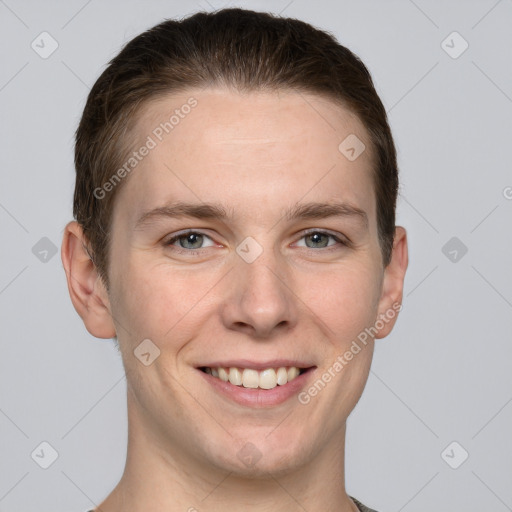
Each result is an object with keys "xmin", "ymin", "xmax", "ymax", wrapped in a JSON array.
[{"xmin": 222, "ymin": 237, "xmax": 296, "ymax": 336}]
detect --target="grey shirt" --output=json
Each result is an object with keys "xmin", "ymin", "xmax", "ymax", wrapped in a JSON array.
[
  {"xmin": 351, "ymin": 496, "xmax": 379, "ymax": 512},
  {"xmin": 86, "ymin": 498, "xmax": 378, "ymax": 511}
]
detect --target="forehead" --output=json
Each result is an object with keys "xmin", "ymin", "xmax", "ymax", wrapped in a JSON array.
[{"xmin": 114, "ymin": 87, "xmax": 376, "ymax": 228}]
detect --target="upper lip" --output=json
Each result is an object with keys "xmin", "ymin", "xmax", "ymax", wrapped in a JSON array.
[{"xmin": 196, "ymin": 359, "xmax": 316, "ymax": 371}]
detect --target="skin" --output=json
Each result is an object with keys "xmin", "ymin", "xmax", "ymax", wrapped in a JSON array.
[{"xmin": 62, "ymin": 87, "xmax": 408, "ymax": 512}]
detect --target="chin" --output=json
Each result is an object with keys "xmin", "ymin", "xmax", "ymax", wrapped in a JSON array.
[{"xmin": 204, "ymin": 430, "xmax": 311, "ymax": 478}]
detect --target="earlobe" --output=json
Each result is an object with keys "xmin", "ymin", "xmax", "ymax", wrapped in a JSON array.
[
  {"xmin": 374, "ymin": 226, "xmax": 409, "ymax": 339},
  {"xmin": 61, "ymin": 221, "xmax": 117, "ymax": 339}
]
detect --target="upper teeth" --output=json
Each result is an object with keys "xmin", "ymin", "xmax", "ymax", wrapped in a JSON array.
[{"xmin": 204, "ymin": 366, "xmax": 302, "ymax": 390}]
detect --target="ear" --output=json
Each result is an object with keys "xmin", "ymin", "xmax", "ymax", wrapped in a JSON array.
[
  {"xmin": 61, "ymin": 221, "xmax": 116, "ymax": 339},
  {"xmin": 374, "ymin": 226, "xmax": 408, "ymax": 339}
]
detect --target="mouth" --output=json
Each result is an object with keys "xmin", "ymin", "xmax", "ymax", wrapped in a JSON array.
[
  {"xmin": 197, "ymin": 365, "xmax": 312, "ymax": 390},
  {"xmin": 196, "ymin": 364, "xmax": 317, "ymax": 408}
]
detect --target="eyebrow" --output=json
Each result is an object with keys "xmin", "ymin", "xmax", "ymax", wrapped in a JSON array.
[{"xmin": 134, "ymin": 200, "xmax": 368, "ymax": 230}]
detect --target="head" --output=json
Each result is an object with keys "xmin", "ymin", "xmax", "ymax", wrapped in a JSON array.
[{"xmin": 62, "ymin": 8, "xmax": 407, "ymax": 478}]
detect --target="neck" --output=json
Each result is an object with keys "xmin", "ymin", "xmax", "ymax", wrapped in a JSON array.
[{"xmin": 96, "ymin": 388, "xmax": 358, "ymax": 512}]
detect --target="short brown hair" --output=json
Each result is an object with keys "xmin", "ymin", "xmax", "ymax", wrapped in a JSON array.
[{"xmin": 73, "ymin": 7, "xmax": 399, "ymax": 289}]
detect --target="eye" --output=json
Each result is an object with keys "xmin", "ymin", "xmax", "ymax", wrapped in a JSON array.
[
  {"xmin": 163, "ymin": 229, "xmax": 349, "ymax": 256},
  {"xmin": 164, "ymin": 231, "xmax": 216, "ymax": 252},
  {"xmin": 294, "ymin": 230, "xmax": 348, "ymax": 250}
]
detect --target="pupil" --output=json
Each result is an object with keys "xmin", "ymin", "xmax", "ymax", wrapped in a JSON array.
[
  {"xmin": 183, "ymin": 233, "xmax": 202, "ymax": 249},
  {"xmin": 309, "ymin": 232, "xmax": 327, "ymax": 248}
]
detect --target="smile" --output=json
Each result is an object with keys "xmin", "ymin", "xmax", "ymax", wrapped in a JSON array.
[
  {"xmin": 199, "ymin": 366, "xmax": 308, "ymax": 390},
  {"xmin": 197, "ymin": 365, "xmax": 317, "ymax": 408}
]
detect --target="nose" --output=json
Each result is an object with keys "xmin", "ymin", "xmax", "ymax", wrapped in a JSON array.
[{"xmin": 220, "ymin": 249, "xmax": 298, "ymax": 339}]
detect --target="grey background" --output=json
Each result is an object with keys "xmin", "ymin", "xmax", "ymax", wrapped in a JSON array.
[{"xmin": 0, "ymin": 0, "xmax": 511, "ymax": 510}]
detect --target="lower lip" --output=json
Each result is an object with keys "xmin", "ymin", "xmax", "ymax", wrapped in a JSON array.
[{"xmin": 197, "ymin": 368, "xmax": 316, "ymax": 408}]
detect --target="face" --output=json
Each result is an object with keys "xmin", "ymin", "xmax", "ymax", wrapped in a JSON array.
[{"xmin": 102, "ymin": 87, "xmax": 404, "ymax": 476}]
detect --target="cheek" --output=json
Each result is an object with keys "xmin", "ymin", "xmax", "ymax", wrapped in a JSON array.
[
  {"xmin": 111, "ymin": 257, "xmax": 219, "ymax": 346},
  {"xmin": 110, "ymin": 259, "xmax": 171, "ymax": 343},
  {"xmin": 110, "ymin": 242, "xmax": 382, "ymax": 350},
  {"xmin": 303, "ymin": 264, "xmax": 381, "ymax": 340}
]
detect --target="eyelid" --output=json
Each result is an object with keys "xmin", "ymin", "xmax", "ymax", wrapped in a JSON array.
[
  {"xmin": 297, "ymin": 228, "xmax": 350, "ymax": 245},
  {"xmin": 164, "ymin": 229, "xmax": 218, "ymax": 250},
  {"xmin": 164, "ymin": 228, "xmax": 350, "ymax": 253}
]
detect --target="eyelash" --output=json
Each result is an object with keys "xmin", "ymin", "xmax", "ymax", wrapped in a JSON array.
[{"xmin": 163, "ymin": 229, "xmax": 349, "ymax": 256}]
